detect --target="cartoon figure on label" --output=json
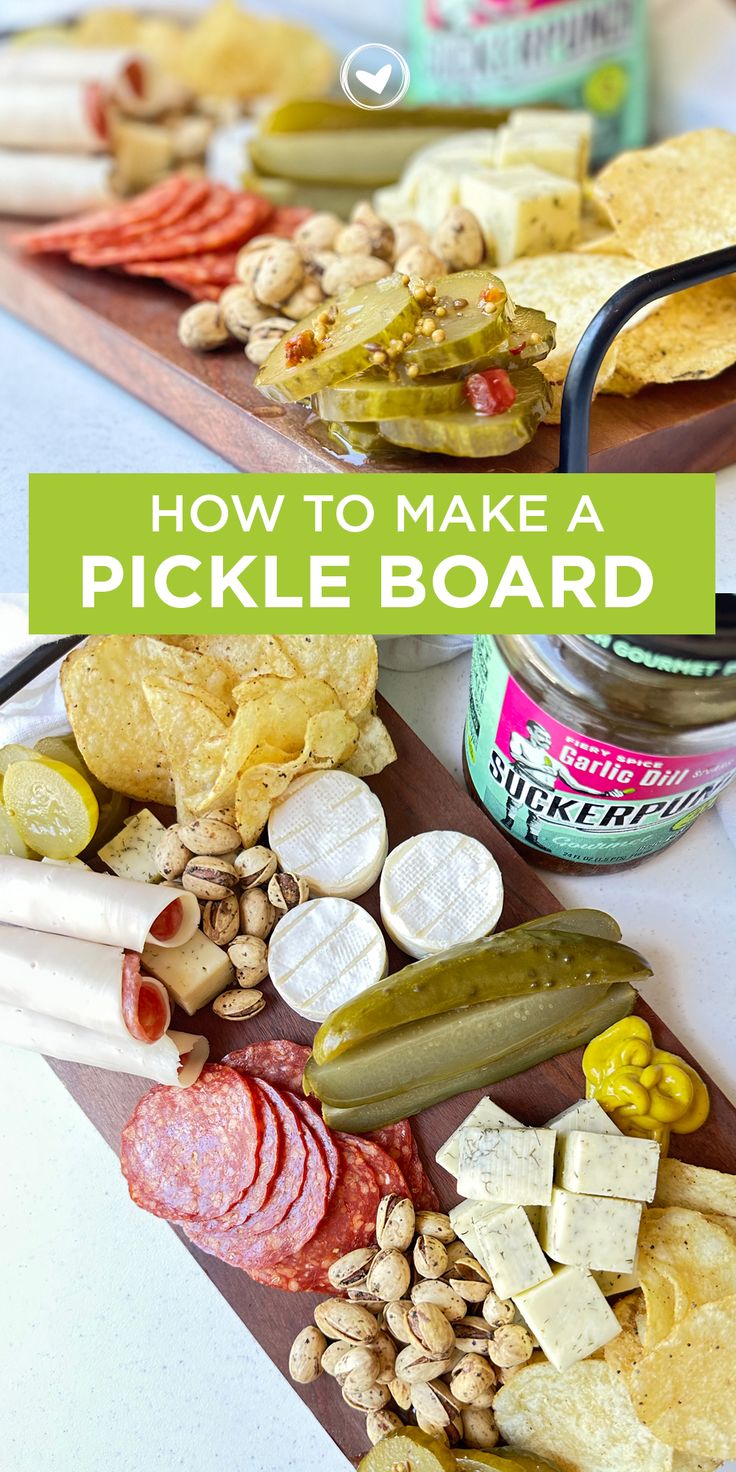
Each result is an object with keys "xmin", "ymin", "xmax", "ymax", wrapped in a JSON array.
[{"xmin": 502, "ymin": 719, "xmax": 626, "ymax": 844}]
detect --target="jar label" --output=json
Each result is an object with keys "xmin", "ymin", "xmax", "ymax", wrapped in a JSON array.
[{"xmin": 465, "ymin": 638, "xmax": 736, "ymax": 865}]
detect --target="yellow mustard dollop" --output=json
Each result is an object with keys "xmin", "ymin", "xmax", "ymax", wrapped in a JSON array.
[{"xmin": 582, "ymin": 1016, "xmax": 710, "ymax": 1153}]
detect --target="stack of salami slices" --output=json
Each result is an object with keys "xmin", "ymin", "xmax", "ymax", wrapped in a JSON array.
[
  {"xmin": 121, "ymin": 1040, "xmax": 438, "ymax": 1293},
  {"xmin": 18, "ymin": 175, "xmax": 309, "ymax": 300}
]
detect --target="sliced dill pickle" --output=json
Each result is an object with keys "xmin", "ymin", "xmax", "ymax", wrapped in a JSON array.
[
  {"xmin": 306, "ymin": 977, "xmax": 639, "ymax": 1108},
  {"xmin": 456, "ymin": 1454, "xmax": 524, "ymax": 1472},
  {"xmin": 317, "ymin": 369, "xmax": 465, "ymax": 423},
  {"xmin": 261, "ymin": 100, "xmax": 506, "ymax": 135},
  {"xmin": 514, "ymin": 909, "xmax": 622, "ymax": 942},
  {"xmin": 403, "ymin": 270, "xmax": 512, "ymax": 374},
  {"xmin": 493, "ymin": 1454, "xmax": 561, "ymax": 1472},
  {"xmin": 250, "ymin": 127, "xmax": 460, "ymax": 186},
  {"xmin": 380, "ymin": 366, "xmax": 550, "ymax": 458},
  {"xmin": 325, "ymin": 421, "xmax": 386, "ymax": 456},
  {"xmin": 357, "ymin": 1428, "xmax": 456, "ymax": 1472},
  {"xmin": 312, "ymin": 928, "xmax": 650, "ymax": 1066},
  {"xmin": 475, "ymin": 305, "xmax": 556, "ymax": 371},
  {"xmin": 317, "ymin": 982, "xmax": 637, "ymax": 1132},
  {"xmin": 255, "ymin": 275, "xmax": 421, "ymax": 404}
]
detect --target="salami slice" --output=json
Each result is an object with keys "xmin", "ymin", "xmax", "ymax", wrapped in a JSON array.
[
  {"xmin": 404, "ymin": 1135, "xmax": 440, "ymax": 1212},
  {"xmin": 248, "ymin": 1137, "xmax": 380, "ymax": 1293},
  {"xmin": 164, "ymin": 278, "xmax": 222, "ymax": 300},
  {"xmin": 81, "ymin": 184, "xmax": 235, "ymax": 266},
  {"xmin": 18, "ymin": 175, "xmax": 185, "ymax": 252},
  {"xmin": 127, "ymin": 250, "xmax": 238, "ymax": 283},
  {"xmin": 73, "ymin": 191, "xmax": 271, "ymax": 267},
  {"xmin": 121, "ymin": 1064, "xmax": 261, "ymax": 1221},
  {"xmin": 214, "ymin": 1080, "xmax": 307, "ymax": 1237},
  {"xmin": 121, "ymin": 950, "xmax": 169, "ymax": 1044},
  {"xmin": 367, "ymin": 1120, "xmax": 415, "ymax": 1180},
  {"xmin": 346, "ymin": 1133, "xmax": 411, "ymax": 1198},
  {"xmin": 222, "ymin": 1040, "xmax": 310, "ymax": 1096}
]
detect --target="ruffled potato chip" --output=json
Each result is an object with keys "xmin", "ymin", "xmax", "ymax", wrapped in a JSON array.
[
  {"xmin": 160, "ymin": 635, "xmax": 297, "ymax": 681},
  {"xmin": 655, "ymin": 1159, "xmax": 736, "ymax": 1218},
  {"xmin": 142, "ymin": 676, "xmax": 232, "ymax": 822},
  {"xmin": 234, "ymin": 710, "xmax": 358, "ymax": 846},
  {"xmin": 275, "ymin": 636, "xmax": 378, "ymax": 716},
  {"xmin": 342, "ymin": 708, "xmax": 397, "ymax": 778},
  {"xmin": 626, "ymin": 1295, "xmax": 736, "ymax": 1461},
  {"xmin": 594, "ymin": 130, "xmax": 736, "ymax": 267},
  {"xmin": 201, "ymin": 676, "xmax": 344, "ymax": 812},
  {"xmin": 638, "ymin": 1207, "xmax": 736, "ymax": 1315}
]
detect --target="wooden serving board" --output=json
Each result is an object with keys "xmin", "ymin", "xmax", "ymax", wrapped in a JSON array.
[
  {"xmin": 1, "ymin": 218, "xmax": 735, "ymax": 473},
  {"xmin": 44, "ymin": 696, "xmax": 736, "ymax": 1469}
]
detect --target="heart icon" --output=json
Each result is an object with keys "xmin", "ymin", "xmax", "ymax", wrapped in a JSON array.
[{"xmin": 355, "ymin": 62, "xmax": 392, "ymax": 96}]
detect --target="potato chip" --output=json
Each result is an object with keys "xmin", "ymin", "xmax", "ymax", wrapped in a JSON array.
[
  {"xmin": 342, "ymin": 709, "xmax": 397, "ymax": 778},
  {"xmin": 493, "ymin": 1360, "xmax": 674, "ymax": 1472},
  {"xmin": 201, "ymin": 676, "xmax": 343, "ymax": 811},
  {"xmin": 142, "ymin": 676, "xmax": 231, "ymax": 821},
  {"xmin": 61, "ymin": 636, "xmax": 234, "ymax": 805},
  {"xmin": 672, "ymin": 1458, "xmax": 719, "ymax": 1472},
  {"xmin": 656, "ymin": 1159, "xmax": 736, "ymax": 1218},
  {"xmin": 604, "ymin": 277, "xmax": 736, "ymax": 395},
  {"xmin": 627, "ymin": 1294, "xmax": 736, "ymax": 1460},
  {"xmin": 594, "ymin": 130, "xmax": 736, "ymax": 266},
  {"xmin": 638, "ymin": 1207, "xmax": 736, "ymax": 1316},
  {"xmin": 275, "ymin": 636, "xmax": 378, "ymax": 716},
  {"xmin": 233, "ymin": 710, "xmax": 357, "ymax": 846},
  {"xmin": 637, "ymin": 1257, "xmax": 677, "ymax": 1348},
  {"xmin": 576, "ymin": 231, "xmax": 623, "ymax": 255},
  {"xmin": 160, "ymin": 635, "xmax": 297, "ymax": 681},
  {"xmin": 704, "ymin": 1211, "xmax": 736, "ymax": 1244},
  {"xmin": 604, "ymin": 1292, "xmax": 645, "ymax": 1380}
]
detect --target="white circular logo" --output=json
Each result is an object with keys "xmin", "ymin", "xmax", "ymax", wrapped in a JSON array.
[{"xmin": 340, "ymin": 44, "xmax": 411, "ymax": 111}]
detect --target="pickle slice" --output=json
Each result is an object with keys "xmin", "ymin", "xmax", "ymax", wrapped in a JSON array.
[
  {"xmin": 380, "ymin": 366, "xmax": 551, "ymax": 458},
  {"xmin": 307, "ymin": 978, "xmax": 639, "ymax": 1107},
  {"xmin": 312, "ymin": 928, "xmax": 650, "ymax": 1067},
  {"xmin": 403, "ymin": 270, "xmax": 513, "ymax": 374},
  {"xmin": 318, "ymin": 982, "xmax": 636, "ymax": 1132},
  {"xmin": 494, "ymin": 1454, "xmax": 561, "ymax": 1472},
  {"xmin": 255, "ymin": 275, "xmax": 421, "ymax": 404},
  {"xmin": 476, "ymin": 305, "xmax": 556, "ymax": 371},
  {"xmin": 324, "ymin": 421, "xmax": 386, "ymax": 456},
  {"xmin": 317, "ymin": 369, "xmax": 465, "ymax": 423},
  {"xmin": 357, "ymin": 1428, "xmax": 456, "ymax": 1472},
  {"xmin": 456, "ymin": 1454, "xmax": 525, "ymax": 1472},
  {"xmin": 3, "ymin": 756, "xmax": 99, "ymax": 860},
  {"xmin": 0, "ymin": 798, "xmax": 38, "ymax": 859},
  {"xmin": 251, "ymin": 127, "xmax": 460, "ymax": 186}
]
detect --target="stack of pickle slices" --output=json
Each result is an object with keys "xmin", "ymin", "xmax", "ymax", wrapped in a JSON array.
[{"xmin": 255, "ymin": 269, "xmax": 556, "ymax": 460}]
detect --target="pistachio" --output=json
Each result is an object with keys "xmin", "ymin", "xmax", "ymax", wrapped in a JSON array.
[
  {"xmin": 230, "ymin": 935, "xmax": 269, "ymax": 986},
  {"xmin": 383, "ymin": 1299, "xmax": 413, "ymax": 1345},
  {"xmin": 327, "ymin": 1246, "xmax": 377, "ymax": 1293},
  {"xmin": 238, "ymin": 887, "xmax": 278, "ymax": 940},
  {"xmin": 449, "ymin": 1352, "xmax": 497, "ymax": 1406},
  {"xmin": 432, "ymin": 206, "xmax": 485, "ymax": 272},
  {"xmin": 376, "ymin": 1194, "xmax": 415, "ymax": 1252},
  {"xmin": 410, "ymin": 1381, "xmax": 463, "ymax": 1445},
  {"xmin": 342, "ymin": 1380, "xmax": 390, "ymax": 1412},
  {"xmin": 489, "ymin": 1323, "xmax": 534, "ymax": 1369},
  {"xmin": 460, "ymin": 1405, "xmax": 499, "ymax": 1451},
  {"xmin": 393, "ymin": 1344, "xmax": 454, "ymax": 1386},
  {"xmin": 202, "ymin": 892, "xmax": 240, "ymax": 947},
  {"xmin": 295, "ymin": 211, "xmax": 342, "ymax": 255},
  {"xmin": 444, "ymin": 1240, "xmax": 468, "ymax": 1272},
  {"xmin": 333, "ymin": 1345, "xmax": 380, "ymax": 1391},
  {"xmin": 220, "ymin": 285, "xmax": 271, "ymax": 343},
  {"xmin": 252, "ymin": 240, "xmax": 304, "ymax": 307},
  {"xmin": 178, "ymin": 300, "xmax": 229, "ymax": 352},
  {"xmin": 288, "ymin": 1325, "xmax": 327, "ymax": 1384},
  {"xmin": 413, "ymin": 1234, "xmax": 448, "ymax": 1280},
  {"xmin": 335, "ymin": 222, "xmax": 375, "ymax": 257},
  {"xmin": 321, "ymin": 255, "xmax": 388, "ymax": 297},
  {"xmin": 234, "ymin": 845, "xmax": 279, "ymax": 887},
  {"xmin": 393, "ymin": 220, "xmax": 430, "ymax": 260},
  {"xmin": 453, "ymin": 1317, "xmax": 494, "ymax": 1356},
  {"xmin": 366, "ymin": 1248, "xmax": 412, "ymax": 1304},
  {"xmin": 212, "ymin": 988, "xmax": 264, "ymax": 1021},
  {"xmin": 394, "ymin": 244, "xmax": 445, "ymax": 280},
  {"xmin": 406, "ymin": 1302, "xmax": 455, "ymax": 1359},
  {"xmin": 268, "ymin": 870, "xmax": 309, "ymax": 912},
  {"xmin": 313, "ymin": 1298, "xmax": 378, "ymax": 1344},
  {"xmin": 388, "ymin": 1375, "xmax": 412, "ymax": 1411},
  {"xmin": 414, "ymin": 1211, "xmax": 455, "ymax": 1243},
  {"xmin": 411, "ymin": 1280, "xmax": 466, "ymax": 1324},
  {"xmin": 449, "ymin": 1277, "xmax": 491, "ymax": 1306},
  {"xmin": 365, "ymin": 1409, "xmax": 404, "ymax": 1446},
  {"xmin": 245, "ymin": 332, "xmax": 284, "ymax": 367},
  {"xmin": 178, "ymin": 817, "xmax": 240, "ymax": 855},
  {"xmin": 481, "ymin": 1292, "xmax": 516, "ymax": 1328},
  {"xmin": 321, "ymin": 1341, "xmax": 348, "ymax": 1377},
  {"xmin": 281, "ymin": 281, "xmax": 325, "ymax": 321},
  {"xmin": 347, "ymin": 1287, "xmax": 385, "ymax": 1311},
  {"xmin": 373, "ymin": 1329, "xmax": 397, "ymax": 1385},
  {"xmin": 448, "ymin": 1247, "xmax": 490, "ymax": 1284},
  {"xmin": 182, "ymin": 855, "xmax": 239, "ymax": 901},
  {"xmin": 156, "ymin": 826, "xmax": 191, "ymax": 881}
]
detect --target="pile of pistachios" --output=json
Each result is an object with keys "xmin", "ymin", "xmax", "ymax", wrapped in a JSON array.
[
  {"xmin": 155, "ymin": 815, "xmax": 308, "ymax": 1021},
  {"xmin": 288, "ymin": 1193, "xmax": 533, "ymax": 1450}
]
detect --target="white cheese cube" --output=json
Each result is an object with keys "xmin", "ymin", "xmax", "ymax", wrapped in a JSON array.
[
  {"xmin": 99, "ymin": 809, "xmax": 165, "ymax": 884},
  {"xmin": 142, "ymin": 929, "xmax": 234, "ymax": 1016},
  {"xmin": 594, "ymin": 1269, "xmax": 641, "ymax": 1297},
  {"xmin": 507, "ymin": 108, "xmax": 593, "ymax": 171},
  {"xmin": 514, "ymin": 1265, "xmax": 619, "ymax": 1372},
  {"xmin": 546, "ymin": 1098, "xmax": 620, "ymax": 1136},
  {"xmin": 474, "ymin": 1205, "xmax": 552, "ymax": 1299},
  {"xmin": 450, "ymin": 1198, "xmax": 540, "ymax": 1263},
  {"xmin": 558, "ymin": 1131, "xmax": 660, "ymax": 1202},
  {"xmin": 497, "ymin": 125, "xmax": 585, "ymax": 182},
  {"xmin": 457, "ymin": 1126, "xmax": 555, "ymax": 1206},
  {"xmin": 459, "ymin": 167, "xmax": 581, "ymax": 266},
  {"xmin": 540, "ymin": 1186, "xmax": 643, "ymax": 1274},
  {"xmin": 437, "ymin": 1096, "xmax": 521, "ymax": 1177}
]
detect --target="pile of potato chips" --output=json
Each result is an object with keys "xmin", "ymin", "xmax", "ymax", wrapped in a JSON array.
[
  {"xmin": 60, "ymin": 634, "xmax": 395, "ymax": 845},
  {"xmin": 494, "ymin": 1158, "xmax": 736, "ymax": 1471},
  {"xmin": 498, "ymin": 129, "xmax": 736, "ymax": 421}
]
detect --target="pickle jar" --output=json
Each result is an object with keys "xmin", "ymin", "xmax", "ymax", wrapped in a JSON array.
[{"xmin": 464, "ymin": 616, "xmax": 736, "ymax": 874}]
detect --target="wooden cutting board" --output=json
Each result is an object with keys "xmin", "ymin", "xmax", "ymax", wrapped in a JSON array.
[
  {"xmin": 1, "ymin": 219, "xmax": 735, "ymax": 474},
  {"xmin": 45, "ymin": 695, "xmax": 736, "ymax": 1468}
]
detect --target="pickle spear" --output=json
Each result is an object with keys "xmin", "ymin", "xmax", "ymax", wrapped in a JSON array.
[
  {"xmin": 380, "ymin": 366, "xmax": 550, "ymax": 458},
  {"xmin": 493, "ymin": 1455, "xmax": 561, "ymax": 1472},
  {"xmin": 307, "ymin": 978, "xmax": 638, "ymax": 1108},
  {"xmin": 318, "ymin": 982, "xmax": 636, "ymax": 1132},
  {"xmin": 403, "ymin": 270, "xmax": 513, "ymax": 374},
  {"xmin": 514, "ymin": 909, "xmax": 622, "ymax": 942},
  {"xmin": 456, "ymin": 1455, "xmax": 525, "ymax": 1472},
  {"xmin": 357, "ymin": 1428, "xmax": 456, "ymax": 1472},
  {"xmin": 255, "ymin": 275, "xmax": 421, "ymax": 404},
  {"xmin": 312, "ymin": 927, "xmax": 650, "ymax": 1066},
  {"xmin": 317, "ymin": 369, "xmax": 465, "ymax": 423}
]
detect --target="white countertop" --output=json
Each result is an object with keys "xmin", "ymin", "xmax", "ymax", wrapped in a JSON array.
[{"xmin": 1, "ymin": 648, "xmax": 735, "ymax": 1472}]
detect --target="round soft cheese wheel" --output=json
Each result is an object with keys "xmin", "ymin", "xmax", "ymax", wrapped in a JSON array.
[
  {"xmin": 268, "ymin": 769, "xmax": 388, "ymax": 900},
  {"xmin": 268, "ymin": 897, "xmax": 388, "ymax": 1022},
  {"xmin": 380, "ymin": 829, "xmax": 504, "ymax": 959}
]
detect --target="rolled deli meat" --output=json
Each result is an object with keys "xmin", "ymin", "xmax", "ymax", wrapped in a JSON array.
[
  {"xmin": 0, "ymin": 149, "xmax": 114, "ymax": 216},
  {"xmin": 0, "ymin": 855, "xmax": 200, "ymax": 950},
  {"xmin": 0, "ymin": 923, "xmax": 171, "ymax": 1044},
  {"xmin": 0, "ymin": 46, "xmax": 152, "ymax": 110},
  {"xmin": 0, "ymin": 82, "xmax": 109, "ymax": 153},
  {"xmin": 0, "ymin": 1005, "xmax": 208, "ymax": 1087}
]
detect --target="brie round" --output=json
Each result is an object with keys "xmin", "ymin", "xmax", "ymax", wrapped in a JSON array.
[
  {"xmin": 268, "ymin": 897, "xmax": 387, "ymax": 1022},
  {"xmin": 268, "ymin": 770, "xmax": 388, "ymax": 900},
  {"xmin": 380, "ymin": 829, "xmax": 503, "ymax": 959}
]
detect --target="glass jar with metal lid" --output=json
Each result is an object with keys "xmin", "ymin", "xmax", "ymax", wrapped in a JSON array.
[{"xmin": 463, "ymin": 605, "xmax": 736, "ymax": 873}]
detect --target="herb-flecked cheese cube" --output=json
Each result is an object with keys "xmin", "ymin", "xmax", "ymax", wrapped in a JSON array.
[
  {"xmin": 98, "ymin": 809, "xmax": 165, "ymax": 883},
  {"xmin": 540, "ymin": 1186, "xmax": 643, "ymax": 1274},
  {"xmin": 545, "ymin": 1098, "xmax": 619, "ymax": 1171},
  {"xmin": 497, "ymin": 125, "xmax": 586, "ymax": 182},
  {"xmin": 558, "ymin": 1130, "xmax": 660, "ymax": 1202},
  {"xmin": 457, "ymin": 1126, "xmax": 555, "ymax": 1206},
  {"xmin": 514, "ymin": 1265, "xmax": 619, "ymax": 1371},
  {"xmin": 437, "ymin": 1096, "xmax": 521, "ymax": 1177},
  {"xmin": 142, "ymin": 929, "xmax": 234, "ymax": 1016},
  {"xmin": 459, "ymin": 166, "xmax": 581, "ymax": 266},
  {"xmin": 474, "ymin": 1204, "xmax": 552, "ymax": 1299},
  {"xmin": 508, "ymin": 108, "xmax": 594, "ymax": 172},
  {"xmin": 594, "ymin": 1269, "xmax": 641, "ymax": 1297},
  {"xmin": 450, "ymin": 1198, "xmax": 540, "ymax": 1263}
]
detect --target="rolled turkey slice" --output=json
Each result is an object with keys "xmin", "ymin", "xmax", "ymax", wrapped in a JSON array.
[
  {"xmin": 0, "ymin": 855, "xmax": 199, "ymax": 950},
  {"xmin": 0, "ymin": 1004, "xmax": 208, "ymax": 1087},
  {"xmin": 0, "ymin": 149, "xmax": 114, "ymax": 216},
  {"xmin": 0, "ymin": 924, "xmax": 171, "ymax": 1044},
  {"xmin": 0, "ymin": 46, "xmax": 149, "ymax": 106},
  {"xmin": 0, "ymin": 82, "xmax": 110, "ymax": 153}
]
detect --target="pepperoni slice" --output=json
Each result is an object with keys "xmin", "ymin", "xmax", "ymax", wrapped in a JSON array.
[
  {"xmin": 346, "ymin": 1133, "xmax": 410, "ymax": 1198},
  {"xmin": 149, "ymin": 898, "xmax": 183, "ymax": 944},
  {"xmin": 73, "ymin": 191, "xmax": 272, "ymax": 268},
  {"xmin": 121, "ymin": 950, "xmax": 169, "ymax": 1043},
  {"xmin": 18, "ymin": 176, "xmax": 186, "ymax": 253},
  {"xmin": 126, "ymin": 250, "xmax": 239, "ymax": 283},
  {"xmin": 404, "ymin": 1135, "xmax": 440, "ymax": 1212},
  {"xmin": 121, "ymin": 1065, "xmax": 261, "ymax": 1221},
  {"xmin": 222, "ymin": 1040, "xmax": 310, "ymax": 1096}
]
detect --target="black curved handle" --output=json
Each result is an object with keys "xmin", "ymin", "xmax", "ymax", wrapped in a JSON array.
[
  {"xmin": 558, "ymin": 243, "xmax": 736, "ymax": 473},
  {"xmin": 0, "ymin": 635, "xmax": 84, "ymax": 707}
]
